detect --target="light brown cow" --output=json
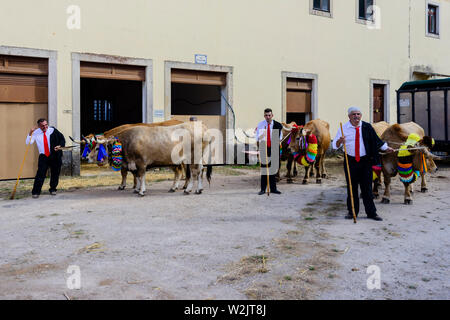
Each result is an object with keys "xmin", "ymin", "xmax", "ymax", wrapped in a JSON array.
[
  {"xmin": 73, "ymin": 120, "xmax": 188, "ymax": 192},
  {"xmin": 287, "ymin": 119, "xmax": 331, "ymax": 184},
  {"xmin": 97, "ymin": 121, "xmax": 212, "ymax": 196},
  {"xmin": 380, "ymin": 122, "xmax": 439, "ymax": 204}
]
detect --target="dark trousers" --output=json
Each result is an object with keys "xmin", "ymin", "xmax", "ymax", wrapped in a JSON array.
[
  {"xmin": 32, "ymin": 154, "xmax": 62, "ymax": 195},
  {"xmin": 260, "ymin": 146, "xmax": 278, "ymax": 192},
  {"xmin": 343, "ymin": 156, "xmax": 377, "ymax": 217}
]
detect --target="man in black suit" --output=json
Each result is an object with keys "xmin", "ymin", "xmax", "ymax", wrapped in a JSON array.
[
  {"xmin": 26, "ymin": 118, "xmax": 66, "ymax": 198},
  {"xmin": 332, "ymin": 107, "xmax": 394, "ymax": 221},
  {"xmin": 256, "ymin": 108, "xmax": 283, "ymax": 195}
]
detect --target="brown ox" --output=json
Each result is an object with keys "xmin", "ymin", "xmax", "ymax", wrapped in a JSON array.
[
  {"xmin": 97, "ymin": 121, "xmax": 212, "ymax": 196},
  {"xmin": 73, "ymin": 120, "xmax": 188, "ymax": 192},
  {"xmin": 379, "ymin": 122, "xmax": 439, "ymax": 204},
  {"xmin": 276, "ymin": 122, "xmax": 298, "ymax": 183},
  {"xmin": 287, "ymin": 119, "xmax": 330, "ymax": 184}
]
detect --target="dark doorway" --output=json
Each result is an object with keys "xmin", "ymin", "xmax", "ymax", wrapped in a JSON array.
[
  {"xmin": 80, "ymin": 78, "xmax": 142, "ymax": 136},
  {"xmin": 373, "ymin": 84, "xmax": 385, "ymax": 123},
  {"xmin": 171, "ymin": 83, "xmax": 223, "ymax": 116}
]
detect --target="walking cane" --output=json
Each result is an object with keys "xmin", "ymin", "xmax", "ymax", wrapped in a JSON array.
[
  {"xmin": 264, "ymin": 138, "xmax": 270, "ymax": 196},
  {"xmin": 10, "ymin": 144, "xmax": 31, "ymax": 200},
  {"xmin": 340, "ymin": 123, "xmax": 357, "ymax": 223}
]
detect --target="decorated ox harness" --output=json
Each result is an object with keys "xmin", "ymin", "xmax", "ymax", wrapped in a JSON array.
[
  {"xmin": 111, "ymin": 138, "xmax": 123, "ymax": 171},
  {"xmin": 397, "ymin": 133, "xmax": 426, "ymax": 185},
  {"xmin": 289, "ymin": 125, "xmax": 318, "ymax": 167}
]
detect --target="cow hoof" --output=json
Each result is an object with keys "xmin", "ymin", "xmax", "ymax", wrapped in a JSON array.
[
  {"xmin": 118, "ymin": 186, "xmax": 125, "ymax": 190},
  {"xmin": 316, "ymin": 179, "xmax": 322, "ymax": 184},
  {"xmin": 302, "ymin": 180, "xmax": 308, "ymax": 185},
  {"xmin": 138, "ymin": 193, "xmax": 145, "ymax": 197},
  {"xmin": 381, "ymin": 198, "xmax": 390, "ymax": 204},
  {"xmin": 287, "ymin": 179, "xmax": 293, "ymax": 184},
  {"xmin": 168, "ymin": 189, "xmax": 176, "ymax": 193},
  {"xmin": 421, "ymin": 188, "xmax": 428, "ymax": 193},
  {"xmin": 195, "ymin": 190, "xmax": 202, "ymax": 194},
  {"xmin": 404, "ymin": 199, "xmax": 413, "ymax": 205},
  {"xmin": 133, "ymin": 190, "xmax": 139, "ymax": 194},
  {"xmin": 184, "ymin": 191, "xmax": 190, "ymax": 195}
]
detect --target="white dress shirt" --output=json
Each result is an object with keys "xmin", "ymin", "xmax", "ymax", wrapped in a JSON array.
[
  {"xmin": 332, "ymin": 121, "xmax": 387, "ymax": 157},
  {"xmin": 26, "ymin": 127, "xmax": 55, "ymax": 155},
  {"xmin": 256, "ymin": 120, "xmax": 283, "ymax": 142}
]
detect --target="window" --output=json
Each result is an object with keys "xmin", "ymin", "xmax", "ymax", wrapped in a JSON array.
[
  {"xmin": 310, "ymin": 0, "xmax": 332, "ymax": 18},
  {"xmin": 313, "ymin": 0, "xmax": 330, "ymax": 12},
  {"xmin": 427, "ymin": 4, "xmax": 439, "ymax": 36},
  {"xmin": 359, "ymin": 0, "xmax": 374, "ymax": 21},
  {"xmin": 93, "ymin": 99, "xmax": 113, "ymax": 122}
]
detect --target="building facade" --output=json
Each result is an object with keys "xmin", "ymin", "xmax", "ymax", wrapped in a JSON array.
[{"xmin": 1, "ymin": 0, "xmax": 449, "ymax": 178}]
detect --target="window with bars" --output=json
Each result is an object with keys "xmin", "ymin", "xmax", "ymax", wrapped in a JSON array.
[
  {"xmin": 358, "ymin": 0, "xmax": 374, "ymax": 21},
  {"xmin": 313, "ymin": 0, "xmax": 330, "ymax": 12},
  {"xmin": 428, "ymin": 4, "xmax": 439, "ymax": 35},
  {"xmin": 93, "ymin": 99, "xmax": 113, "ymax": 122}
]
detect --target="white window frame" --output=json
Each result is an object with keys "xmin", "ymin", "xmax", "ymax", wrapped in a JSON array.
[
  {"xmin": 355, "ymin": 0, "xmax": 377, "ymax": 26},
  {"xmin": 426, "ymin": 1, "xmax": 440, "ymax": 39},
  {"xmin": 310, "ymin": 0, "xmax": 333, "ymax": 18}
]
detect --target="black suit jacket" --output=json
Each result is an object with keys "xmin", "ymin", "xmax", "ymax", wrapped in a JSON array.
[
  {"xmin": 361, "ymin": 121, "xmax": 385, "ymax": 165},
  {"xmin": 49, "ymin": 127, "xmax": 66, "ymax": 159}
]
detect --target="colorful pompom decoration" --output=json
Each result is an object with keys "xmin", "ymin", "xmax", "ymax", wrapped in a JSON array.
[
  {"xmin": 397, "ymin": 133, "xmax": 421, "ymax": 184},
  {"xmin": 372, "ymin": 164, "xmax": 382, "ymax": 181},
  {"xmin": 294, "ymin": 134, "xmax": 318, "ymax": 167},
  {"xmin": 111, "ymin": 139, "xmax": 123, "ymax": 171}
]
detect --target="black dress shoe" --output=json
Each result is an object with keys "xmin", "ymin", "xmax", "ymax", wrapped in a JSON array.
[
  {"xmin": 368, "ymin": 215, "xmax": 383, "ymax": 221},
  {"xmin": 271, "ymin": 190, "xmax": 282, "ymax": 194},
  {"xmin": 258, "ymin": 190, "xmax": 266, "ymax": 195}
]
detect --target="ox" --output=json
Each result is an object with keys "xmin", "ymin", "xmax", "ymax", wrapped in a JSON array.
[
  {"xmin": 276, "ymin": 122, "xmax": 298, "ymax": 183},
  {"xmin": 72, "ymin": 119, "xmax": 189, "ymax": 192},
  {"xmin": 379, "ymin": 122, "xmax": 439, "ymax": 204},
  {"xmin": 286, "ymin": 119, "xmax": 330, "ymax": 184},
  {"xmin": 97, "ymin": 121, "xmax": 212, "ymax": 196}
]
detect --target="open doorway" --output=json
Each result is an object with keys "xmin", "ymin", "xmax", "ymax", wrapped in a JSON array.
[{"xmin": 80, "ymin": 78, "xmax": 142, "ymax": 136}]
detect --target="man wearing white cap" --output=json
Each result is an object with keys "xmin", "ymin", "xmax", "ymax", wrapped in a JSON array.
[{"xmin": 333, "ymin": 107, "xmax": 394, "ymax": 221}]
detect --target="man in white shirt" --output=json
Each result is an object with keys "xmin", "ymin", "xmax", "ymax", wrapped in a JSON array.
[
  {"xmin": 256, "ymin": 108, "xmax": 283, "ymax": 195},
  {"xmin": 333, "ymin": 107, "xmax": 394, "ymax": 221},
  {"xmin": 26, "ymin": 118, "xmax": 66, "ymax": 198}
]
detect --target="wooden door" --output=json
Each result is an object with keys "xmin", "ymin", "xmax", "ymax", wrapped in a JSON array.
[
  {"xmin": 373, "ymin": 84, "xmax": 385, "ymax": 123},
  {"xmin": 0, "ymin": 56, "xmax": 48, "ymax": 180}
]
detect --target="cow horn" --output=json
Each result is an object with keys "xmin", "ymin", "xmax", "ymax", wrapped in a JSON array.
[
  {"xmin": 69, "ymin": 136, "xmax": 83, "ymax": 144},
  {"xmin": 282, "ymin": 125, "xmax": 293, "ymax": 131},
  {"xmin": 423, "ymin": 148, "xmax": 443, "ymax": 161}
]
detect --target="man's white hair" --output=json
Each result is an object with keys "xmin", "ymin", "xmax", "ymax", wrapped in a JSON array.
[{"xmin": 348, "ymin": 106, "xmax": 362, "ymax": 115}]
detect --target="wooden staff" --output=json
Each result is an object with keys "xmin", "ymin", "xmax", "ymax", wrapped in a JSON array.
[
  {"xmin": 264, "ymin": 137, "xmax": 270, "ymax": 196},
  {"xmin": 10, "ymin": 144, "xmax": 31, "ymax": 200},
  {"xmin": 340, "ymin": 123, "xmax": 357, "ymax": 223}
]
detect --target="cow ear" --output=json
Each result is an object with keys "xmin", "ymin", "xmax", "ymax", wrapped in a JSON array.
[{"xmin": 421, "ymin": 136, "xmax": 434, "ymax": 149}]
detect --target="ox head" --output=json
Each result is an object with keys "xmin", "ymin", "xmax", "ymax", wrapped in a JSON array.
[
  {"xmin": 70, "ymin": 134, "xmax": 98, "ymax": 161},
  {"xmin": 87, "ymin": 135, "xmax": 112, "ymax": 166},
  {"xmin": 399, "ymin": 134, "xmax": 440, "ymax": 174},
  {"xmin": 285, "ymin": 124, "xmax": 318, "ymax": 167}
]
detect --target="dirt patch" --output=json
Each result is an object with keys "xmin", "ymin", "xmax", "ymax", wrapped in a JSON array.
[{"xmin": 0, "ymin": 160, "xmax": 449, "ymax": 299}]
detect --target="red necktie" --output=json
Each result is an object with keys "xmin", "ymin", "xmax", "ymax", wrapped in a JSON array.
[
  {"xmin": 267, "ymin": 123, "xmax": 271, "ymax": 148},
  {"xmin": 355, "ymin": 126, "xmax": 360, "ymax": 162},
  {"xmin": 43, "ymin": 131, "xmax": 50, "ymax": 157}
]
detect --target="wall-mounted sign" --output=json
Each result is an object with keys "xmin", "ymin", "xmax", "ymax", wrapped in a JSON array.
[
  {"xmin": 399, "ymin": 98, "xmax": 410, "ymax": 107},
  {"xmin": 153, "ymin": 110, "xmax": 164, "ymax": 118},
  {"xmin": 195, "ymin": 54, "xmax": 207, "ymax": 64}
]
